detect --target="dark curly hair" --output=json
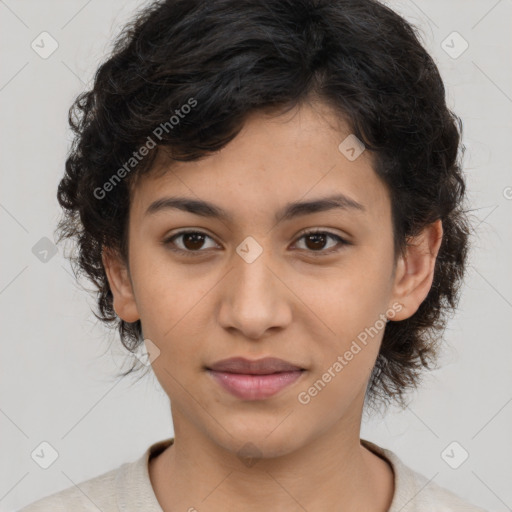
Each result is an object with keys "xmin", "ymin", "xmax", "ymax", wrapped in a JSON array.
[{"xmin": 55, "ymin": 0, "xmax": 470, "ymax": 411}]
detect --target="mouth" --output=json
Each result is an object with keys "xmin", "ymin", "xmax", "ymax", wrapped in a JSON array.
[{"xmin": 205, "ymin": 357, "xmax": 306, "ymax": 400}]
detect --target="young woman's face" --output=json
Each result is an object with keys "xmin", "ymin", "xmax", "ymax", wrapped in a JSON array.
[{"xmin": 106, "ymin": 102, "xmax": 431, "ymax": 457}]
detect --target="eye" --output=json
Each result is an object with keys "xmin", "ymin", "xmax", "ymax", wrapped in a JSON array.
[
  {"xmin": 163, "ymin": 229, "xmax": 349, "ymax": 257},
  {"xmin": 163, "ymin": 230, "xmax": 219, "ymax": 256},
  {"xmin": 293, "ymin": 229, "xmax": 349, "ymax": 255}
]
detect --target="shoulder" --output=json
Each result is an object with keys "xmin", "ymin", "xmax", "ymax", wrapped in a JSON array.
[
  {"xmin": 412, "ymin": 477, "xmax": 489, "ymax": 512},
  {"xmin": 361, "ymin": 439, "xmax": 489, "ymax": 512},
  {"xmin": 17, "ymin": 465, "xmax": 121, "ymax": 512},
  {"xmin": 17, "ymin": 439, "xmax": 172, "ymax": 512}
]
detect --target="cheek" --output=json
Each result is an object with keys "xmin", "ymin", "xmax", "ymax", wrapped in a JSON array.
[
  {"xmin": 129, "ymin": 246, "xmax": 208, "ymax": 329},
  {"xmin": 129, "ymin": 262, "xmax": 222, "ymax": 388},
  {"xmin": 317, "ymin": 257, "xmax": 391, "ymax": 332},
  {"xmin": 301, "ymin": 257, "xmax": 392, "ymax": 383},
  {"xmin": 295, "ymin": 273, "xmax": 389, "ymax": 414}
]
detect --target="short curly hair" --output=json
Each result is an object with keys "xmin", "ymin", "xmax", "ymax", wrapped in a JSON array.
[{"xmin": 55, "ymin": 0, "xmax": 470, "ymax": 411}]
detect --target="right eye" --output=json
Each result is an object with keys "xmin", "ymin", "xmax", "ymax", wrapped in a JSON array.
[{"xmin": 162, "ymin": 230, "xmax": 220, "ymax": 256}]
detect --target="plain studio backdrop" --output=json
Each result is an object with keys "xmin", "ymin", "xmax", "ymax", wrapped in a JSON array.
[{"xmin": 1, "ymin": 1, "xmax": 511, "ymax": 511}]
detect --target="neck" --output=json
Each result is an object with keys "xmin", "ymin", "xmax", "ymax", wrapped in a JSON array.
[{"xmin": 149, "ymin": 401, "xmax": 394, "ymax": 512}]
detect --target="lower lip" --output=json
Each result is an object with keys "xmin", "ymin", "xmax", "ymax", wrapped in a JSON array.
[{"xmin": 207, "ymin": 370, "xmax": 304, "ymax": 400}]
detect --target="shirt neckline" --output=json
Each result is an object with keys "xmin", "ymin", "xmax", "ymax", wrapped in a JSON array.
[
  {"xmin": 116, "ymin": 438, "xmax": 173, "ymax": 511},
  {"xmin": 360, "ymin": 438, "xmax": 417, "ymax": 512}
]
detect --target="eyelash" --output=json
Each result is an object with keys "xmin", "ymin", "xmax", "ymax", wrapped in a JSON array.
[{"xmin": 162, "ymin": 229, "xmax": 350, "ymax": 257}]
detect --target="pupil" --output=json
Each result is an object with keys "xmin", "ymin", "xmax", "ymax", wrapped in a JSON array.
[
  {"xmin": 184, "ymin": 233, "xmax": 204, "ymax": 250},
  {"xmin": 306, "ymin": 233, "xmax": 326, "ymax": 251}
]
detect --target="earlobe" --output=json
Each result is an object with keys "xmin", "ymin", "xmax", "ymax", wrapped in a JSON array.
[
  {"xmin": 102, "ymin": 247, "xmax": 140, "ymax": 323},
  {"xmin": 389, "ymin": 219, "xmax": 443, "ymax": 321}
]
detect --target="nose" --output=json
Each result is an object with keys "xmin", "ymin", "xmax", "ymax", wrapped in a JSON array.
[{"xmin": 217, "ymin": 244, "xmax": 293, "ymax": 340}]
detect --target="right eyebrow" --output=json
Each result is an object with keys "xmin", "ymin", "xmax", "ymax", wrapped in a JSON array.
[{"xmin": 145, "ymin": 197, "xmax": 234, "ymax": 222}]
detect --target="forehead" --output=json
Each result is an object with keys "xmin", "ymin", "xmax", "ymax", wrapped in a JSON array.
[{"xmin": 129, "ymin": 103, "xmax": 391, "ymax": 227}]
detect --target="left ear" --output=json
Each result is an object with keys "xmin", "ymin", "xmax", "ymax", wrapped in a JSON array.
[{"xmin": 388, "ymin": 219, "xmax": 443, "ymax": 321}]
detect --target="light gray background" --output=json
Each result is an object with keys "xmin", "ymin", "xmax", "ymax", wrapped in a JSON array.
[{"xmin": 1, "ymin": 1, "xmax": 511, "ymax": 511}]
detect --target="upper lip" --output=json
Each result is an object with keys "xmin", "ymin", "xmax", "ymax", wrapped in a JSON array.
[{"xmin": 207, "ymin": 357, "xmax": 304, "ymax": 375}]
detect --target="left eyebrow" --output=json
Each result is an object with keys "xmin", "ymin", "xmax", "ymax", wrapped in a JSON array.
[
  {"xmin": 144, "ymin": 193, "xmax": 366, "ymax": 224},
  {"xmin": 274, "ymin": 193, "xmax": 366, "ymax": 223}
]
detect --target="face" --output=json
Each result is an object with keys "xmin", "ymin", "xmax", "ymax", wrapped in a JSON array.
[{"xmin": 104, "ymin": 101, "xmax": 442, "ymax": 458}]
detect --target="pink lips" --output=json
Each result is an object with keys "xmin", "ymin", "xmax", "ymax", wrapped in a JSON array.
[{"xmin": 206, "ymin": 357, "xmax": 305, "ymax": 400}]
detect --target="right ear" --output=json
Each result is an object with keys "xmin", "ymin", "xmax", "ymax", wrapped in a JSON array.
[{"xmin": 102, "ymin": 247, "xmax": 140, "ymax": 323}]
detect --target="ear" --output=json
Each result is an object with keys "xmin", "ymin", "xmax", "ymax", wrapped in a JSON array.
[
  {"xmin": 388, "ymin": 219, "xmax": 443, "ymax": 321},
  {"xmin": 102, "ymin": 247, "xmax": 140, "ymax": 323}
]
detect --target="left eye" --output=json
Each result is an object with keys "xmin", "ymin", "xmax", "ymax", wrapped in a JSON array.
[
  {"xmin": 294, "ymin": 230, "xmax": 348, "ymax": 254},
  {"xmin": 163, "ymin": 230, "xmax": 348, "ymax": 256}
]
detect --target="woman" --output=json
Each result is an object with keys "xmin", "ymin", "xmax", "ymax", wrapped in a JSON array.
[{"xmin": 19, "ymin": 0, "xmax": 487, "ymax": 510}]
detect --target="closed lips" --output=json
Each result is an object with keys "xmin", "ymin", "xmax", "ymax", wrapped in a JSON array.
[{"xmin": 206, "ymin": 357, "xmax": 305, "ymax": 375}]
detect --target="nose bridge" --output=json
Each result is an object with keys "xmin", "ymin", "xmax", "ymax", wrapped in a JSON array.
[
  {"xmin": 232, "ymin": 235, "xmax": 278, "ymax": 305},
  {"xmin": 218, "ymin": 236, "xmax": 290, "ymax": 337}
]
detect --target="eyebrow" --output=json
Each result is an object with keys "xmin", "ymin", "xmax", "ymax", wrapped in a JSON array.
[{"xmin": 144, "ymin": 193, "xmax": 366, "ymax": 223}]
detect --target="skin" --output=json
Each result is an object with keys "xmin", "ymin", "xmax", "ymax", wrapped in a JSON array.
[{"xmin": 103, "ymin": 100, "xmax": 443, "ymax": 512}]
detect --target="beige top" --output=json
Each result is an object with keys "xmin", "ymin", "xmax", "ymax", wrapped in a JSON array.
[{"xmin": 18, "ymin": 437, "xmax": 488, "ymax": 512}]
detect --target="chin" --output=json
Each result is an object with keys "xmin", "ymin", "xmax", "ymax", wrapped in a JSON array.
[{"xmin": 210, "ymin": 423, "xmax": 306, "ymax": 461}]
